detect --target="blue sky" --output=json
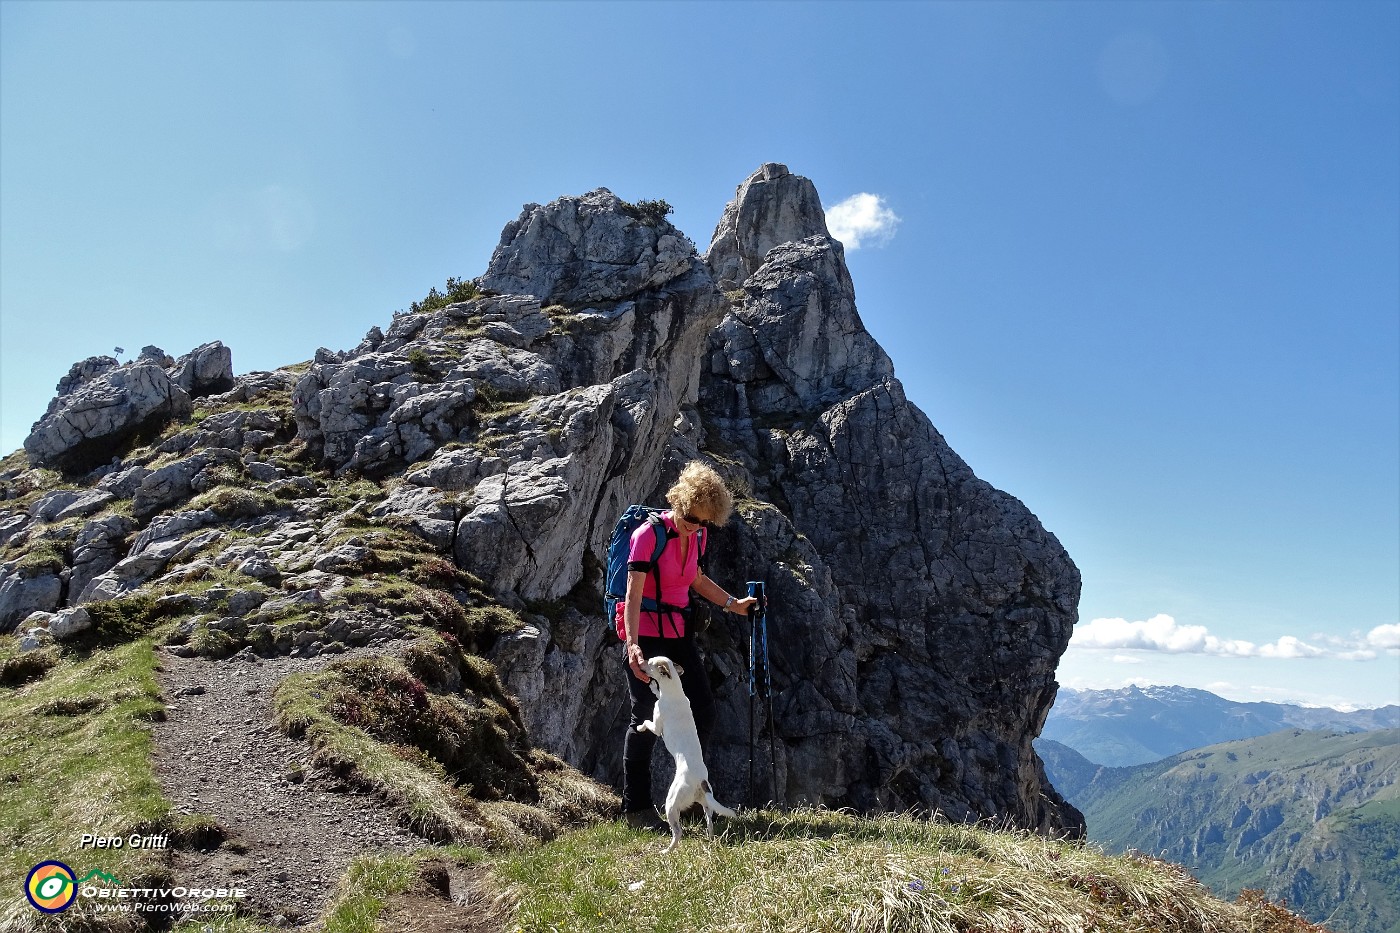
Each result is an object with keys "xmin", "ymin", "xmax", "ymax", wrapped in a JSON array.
[{"xmin": 2, "ymin": 1, "xmax": 1397, "ymax": 708}]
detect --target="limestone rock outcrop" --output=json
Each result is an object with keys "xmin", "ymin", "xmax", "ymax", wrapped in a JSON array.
[
  {"xmin": 293, "ymin": 189, "xmax": 726, "ymax": 606},
  {"xmin": 476, "ymin": 166, "xmax": 1083, "ymax": 833},
  {"xmin": 21, "ymin": 342, "xmax": 233, "ymax": 474},
  {"xmin": 24, "ymin": 356, "xmax": 192, "ymax": 473},
  {"xmin": 479, "ymin": 187, "xmax": 693, "ymax": 306},
  {"xmin": 171, "ymin": 341, "xmax": 235, "ymax": 398},
  {"xmin": 2, "ymin": 165, "xmax": 1082, "ymax": 836}
]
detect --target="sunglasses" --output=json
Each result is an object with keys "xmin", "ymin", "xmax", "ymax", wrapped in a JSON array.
[{"xmin": 682, "ymin": 512, "xmax": 718, "ymax": 529}]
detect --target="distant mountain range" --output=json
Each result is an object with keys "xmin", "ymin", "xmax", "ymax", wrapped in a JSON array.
[
  {"xmin": 1041, "ymin": 684, "xmax": 1399, "ymax": 767},
  {"xmin": 1054, "ymin": 728, "xmax": 1400, "ymax": 933}
]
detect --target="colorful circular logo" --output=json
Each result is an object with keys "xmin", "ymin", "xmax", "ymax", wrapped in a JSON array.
[{"xmin": 26, "ymin": 861, "xmax": 77, "ymax": 913}]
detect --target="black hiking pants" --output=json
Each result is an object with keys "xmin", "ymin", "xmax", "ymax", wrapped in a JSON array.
[{"xmin": 621, "ymin": 631, "xmax": 715, "ymax": 814}]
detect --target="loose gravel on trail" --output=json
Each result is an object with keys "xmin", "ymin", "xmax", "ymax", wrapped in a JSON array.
[{"xmin": 152, "ymin": 644, "xmax": 426, "ymax": 925}]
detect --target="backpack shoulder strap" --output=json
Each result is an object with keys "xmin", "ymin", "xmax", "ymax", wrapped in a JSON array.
[
  {"xmin": 645, "ymin": 513, "xmax": 670, "ymax": 562},
  {"xmin": 644, "ymin": 513, "xmax": 670, "ymax": 602}
]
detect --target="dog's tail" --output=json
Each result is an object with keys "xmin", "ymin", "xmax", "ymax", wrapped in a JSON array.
[{"xmin": 702, "ymin": 780, "xmax": 737, "ymax": 818}]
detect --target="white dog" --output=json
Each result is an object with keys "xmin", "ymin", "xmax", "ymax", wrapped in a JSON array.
[{"xmin": 635, "ymin": 655, "xmax": 736, "ymax": 853}]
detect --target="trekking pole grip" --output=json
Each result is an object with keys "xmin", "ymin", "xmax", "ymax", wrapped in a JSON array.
[{"xmin": 746, "ymin": 581, "xmax": 766, "ymax": 614}]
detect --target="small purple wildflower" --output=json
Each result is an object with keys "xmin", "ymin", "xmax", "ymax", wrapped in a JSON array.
[{"xmin": 908, "ymin": 880, "xmax": 925, "ymax": 892}]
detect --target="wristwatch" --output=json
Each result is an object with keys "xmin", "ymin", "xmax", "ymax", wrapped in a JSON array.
[{"xmin": 723, "ymin": 595, "xmax": 735, "ymax": 610}]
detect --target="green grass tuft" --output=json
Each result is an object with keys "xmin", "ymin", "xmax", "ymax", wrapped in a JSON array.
[{"xmin": 320, "ymin": 851, "xmax": 420, "ymax": 933}]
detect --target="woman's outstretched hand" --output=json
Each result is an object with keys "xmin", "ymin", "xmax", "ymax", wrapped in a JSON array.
[{"xmin": 626, "ymin": 642, "xmax": 649, "ymax": 682}]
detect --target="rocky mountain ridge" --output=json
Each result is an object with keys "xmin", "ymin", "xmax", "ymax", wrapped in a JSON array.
[
  {"xmin": 1043, "ymin": 684, "xmax": 1400, "ymax": 767},
  {"xmin": 2, "ymin": 163, "xmax": 1083, "ymax": 860}
]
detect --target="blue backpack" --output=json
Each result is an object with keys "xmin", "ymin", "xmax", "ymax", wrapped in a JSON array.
[{"xmin": 603, "ymin": 505, "xmax": 706, "ymax": 637}]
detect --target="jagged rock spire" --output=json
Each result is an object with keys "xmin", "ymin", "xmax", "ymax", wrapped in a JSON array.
[
  {"xmin": 692, "ymin": 164, "xmax": 1084, "ymax": 833},
  {"xmin": 705, "ymin": 163, "xmax": 831, "ymax": 290}
]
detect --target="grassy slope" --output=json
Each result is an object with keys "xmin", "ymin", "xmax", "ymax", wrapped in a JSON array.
[
  {"xmin": 325, "ymin": 810, "xmax": 1333, "ymax": 933},
  {"xmin": 154, "ymin": 809, "xmax": 1329, "ymax": 933},
  {"xmin": 1284, "ymin": 797, "xmax": 1400, "ymax": 933},
  {"xmin": 1, "ymin": 647, "xmax": 1329, "ymax": 933},
  {"xmin": 0, "ymin": 631, "xmax": 194, "ymax": 931}
]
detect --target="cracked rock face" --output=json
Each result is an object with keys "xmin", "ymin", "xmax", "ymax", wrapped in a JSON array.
[
  {"xmin": 690, "ymin": 167, "xmax": 1081, "ymax": 832},
  {"xmin": 706, "ymin": 162, "xmax": 832, "ymax": 290},
  {"xmin": 487, "ymin": 166, "xmax": 1083, "ymax": 834}
]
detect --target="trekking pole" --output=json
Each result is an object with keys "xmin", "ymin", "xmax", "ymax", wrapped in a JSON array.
[
  {"xmin": 748, "ymin": 581, "xmax": 778, "ymax": 805},
  {"xmin": 747, "ymin": 582, "xmax": 759, "ymax": 807},
  {"xmin": 759, "ymin": 588, "xmax": 778, "ymax": 804}
]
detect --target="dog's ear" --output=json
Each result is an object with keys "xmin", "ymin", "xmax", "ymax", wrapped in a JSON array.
[{"xmin": 673, "ymin": 662, "xmax": 685, "ymax": 676}]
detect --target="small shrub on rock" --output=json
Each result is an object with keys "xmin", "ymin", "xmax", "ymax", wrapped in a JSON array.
[
  {"xmin": 408, "ymin": 276, "xmax": 479, "ymax": 316},
  {"xmin": 620, "ymin": 198, "xmax": 674, "ymax": 225},
  {"xmin": 406, "ymin": 348, "xmax": 440, "ymax": 383},
  {"xmin": 188, "ymin": 620, "xmax": 239, "ymax": 659}
]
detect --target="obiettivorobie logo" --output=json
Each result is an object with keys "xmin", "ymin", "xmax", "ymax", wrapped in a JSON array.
[
  {"xmin": 25, "ymin": 862, "xmax": 119, "ymax": 913},
  {"xmin": 24, "ymin": 859, "xmax": 245, "ymax": 915}
]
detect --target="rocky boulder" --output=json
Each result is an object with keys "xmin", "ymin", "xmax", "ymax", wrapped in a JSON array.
[
  {"xmin": 170, "ymin": 341, "xmax": 235, "ymax": 398},
  {"xmin": 69, "ymin": 513, "xmax": 138, "ymax": 600},
  {"xmin": 0, "ymin": 564, "xmax": 62, "ymax": 633},
  {"xmin": 706, "ymin": 162, "xmax": 832, "ymax": 290},
  {"xmin": 24, "ymin": 357, "xmax": 193, "ymax": 473},
  {"xmin": 479, "ymin": 188, "xmax": 693, "ymax": 306}
]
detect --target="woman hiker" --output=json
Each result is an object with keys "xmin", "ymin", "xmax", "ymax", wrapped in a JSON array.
[{"xmin": 617, "ymin": 460, "xmax": 756, "ymax": 830}]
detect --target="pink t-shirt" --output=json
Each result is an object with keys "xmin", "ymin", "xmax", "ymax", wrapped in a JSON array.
[{"xmin": 613, "ymin": 511, "xmax": 704, "ymax": 639}]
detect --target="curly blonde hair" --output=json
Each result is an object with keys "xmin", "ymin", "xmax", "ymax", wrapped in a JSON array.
[{"xmin": 666, "ymin": 460, "xmax": 733, "ymax": 525}]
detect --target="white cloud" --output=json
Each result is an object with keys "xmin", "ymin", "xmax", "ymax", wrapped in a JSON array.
[
  {"xmin": 1367, "ymin": 623, "xmax": 1400, "ymax": 652},
  {"xmin": 1072, "ymin": 614, "xmax": 1256, "ymax": 656},
  {"xmin": 1070, "ymin": 614, "xmax": 1394, "ymax": 661},
  {"xmin": 826, "ymin": 193, "xmax": 900, "ymax": 250},
  {"xmin": 1257, "ymin": 635, "xmax": 1327, "ymax": 659}
]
